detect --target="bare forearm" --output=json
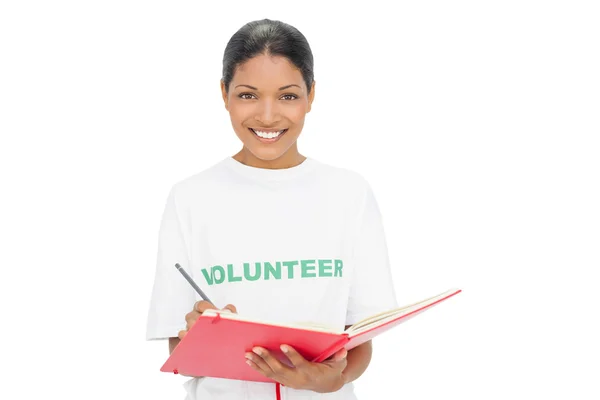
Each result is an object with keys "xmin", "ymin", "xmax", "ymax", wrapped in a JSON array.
[
  {"xmin": 169, "ymin": 337, "xmax": 180, "ymax": 355},
  {"xmin": 341, "ymin": 340, "xmax": 373, "ymax": 384}
]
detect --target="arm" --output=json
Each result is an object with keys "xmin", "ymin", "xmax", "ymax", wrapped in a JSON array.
[
  {"xmin": 341, "ymin": 325, "xmax": 373, "ymax": 385},
  {"xmin": 169, "ymin": 337, "xmax": 180, "ymax": 355}
]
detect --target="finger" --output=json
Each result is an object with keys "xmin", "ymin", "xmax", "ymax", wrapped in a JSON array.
[
  {"xmin": 222, "ymin": 304, "xmax": 237, "ymax": 313},
  {"xmin": 322, "ymin": 348, "xmax": 348, "ymax": 370},
  {"xmin": 185, "ymin": 311, "xmax": 202, "ymax": 330},
  {"xmin": 185, "ymin": 310, "xmax": 200, "ymax": 324},
  {"xmin": 245, "ymin": 357, "xmax": 262, "ymax": 373},
  {"xmin": 186, "ymin": 319, "xmax": 195, "ymax": 331},
  {"xmin": 194, "ymin": 300, "xmax": 217, "ymax": 314},
  {"xmin": 323, "ymin": 356, "xmax": 347, "ymax": 372},
  {"xmin": 252, "ymin": 347, "xmax": 290, "ymax": 378},
  {"xmin": 280, "ymin": 345, "xmax": 308, "ymax": 368},
  {"xmin": 324, "ymin": 347, "xmax": 348, "ymax": 362},
  {"xmin": 184, "ymin": 313, "xmax": 198, "ymax": 330},
  {"xmin": 331, "ymin": 348, "xmax": 348, "ymax": 362},
  {"xmin": 322, "ymin": 358, "xmax": 347, "ymax": 372},
  {"xmin": 178, "ymin": 330, "xmax": 187, "ymax": 340},
  {"xmin": 245, "ymin": 351, "xmax": 275, "ymax": 378}
]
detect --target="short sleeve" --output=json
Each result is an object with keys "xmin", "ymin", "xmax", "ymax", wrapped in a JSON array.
[
  {"xmin": 346, "ymin": 182, "xmax": 399, "ymax": 325},
  {"xmin": 146, "ymin": 186, "xmax": 196, "ymax": 340}
]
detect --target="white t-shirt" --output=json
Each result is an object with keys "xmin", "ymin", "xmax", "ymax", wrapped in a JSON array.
[{"xmin": 146, "ymin": 156, "xmax": 398, "ymax": 400}]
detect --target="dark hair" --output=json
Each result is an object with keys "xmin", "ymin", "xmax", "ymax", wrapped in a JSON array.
[{"xmin": 222, "ymin": 19, "xmax": 314, "ymax": 95}]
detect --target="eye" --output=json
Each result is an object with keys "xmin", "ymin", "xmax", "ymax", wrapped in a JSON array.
[
  {"xmin": 281, "ymin": 94, "xmax": 298, "ymax": 101},
  {"xmin": 238, "ymin": 93, "xmax": 256, "ymax": 100}
]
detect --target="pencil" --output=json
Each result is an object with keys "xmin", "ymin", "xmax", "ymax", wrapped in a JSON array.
[{"xmin": 174, "ymin": 263, "xmax": 213, "ymax": 305}]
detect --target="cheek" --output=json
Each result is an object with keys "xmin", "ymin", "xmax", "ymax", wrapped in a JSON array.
[
  {"xmin": 283, "ymin": 104, "xmax": 308, "ymax": 124},
  {"xmin": 228, "ymin": 105, "xmax": 250, "ymax": 125},
  {"xmin": 228, "ymin": 101, "xmax": 308, "ymax": 126}
]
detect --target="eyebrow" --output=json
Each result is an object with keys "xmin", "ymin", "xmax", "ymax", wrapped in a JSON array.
[{"xmin": 235, "ymin": 84, "xmax": 301, "ymax": 91}]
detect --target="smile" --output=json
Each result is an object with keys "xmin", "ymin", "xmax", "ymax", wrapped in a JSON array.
[{"xmin": 249, "ymin": 128, "xmax": 288, "ymax": 142}]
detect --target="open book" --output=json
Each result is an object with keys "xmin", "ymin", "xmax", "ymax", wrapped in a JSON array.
[{"xmin": 160, "ymin": 288, "xmax": 461, "ymax": 382}]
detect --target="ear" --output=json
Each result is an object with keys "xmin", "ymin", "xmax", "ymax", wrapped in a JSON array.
[
  {"xmin": 307, "ymin": 80, "xmax": 316, "ymax": 113},
  {"xmin": 220, "ymin": 80, "xmax": 229, "ymax": 111}
]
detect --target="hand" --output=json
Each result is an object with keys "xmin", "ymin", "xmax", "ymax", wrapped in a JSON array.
[
  {"xmin": 245, "ymin": 345, "xmax": 348, "ymax": 393},
  {"xmin": 178, "ymin": 301, "xmax": 237, "ymax": 340}
]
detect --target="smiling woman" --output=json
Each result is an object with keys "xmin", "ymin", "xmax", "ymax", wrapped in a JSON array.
[
  {"xmin": 146, "ymin": 18, "xmax": 399, "ymax": 400},
  {"xmin": 220, "ymin": 20, "xmax": 316, "ymax": 169}
]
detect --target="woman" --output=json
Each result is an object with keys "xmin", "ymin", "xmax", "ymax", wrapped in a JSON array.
[{"xmin": 146, "ymin": 18, "xmax": 398, "ymax": 399}]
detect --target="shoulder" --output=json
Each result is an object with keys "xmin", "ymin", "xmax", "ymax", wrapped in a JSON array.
[
  {"xmin": 307, "ymin": 158, "xmax": 378, "ymax": 220},
  {"xmin": 310, "ymin": 158, "xmax": 372, "ymax": 196},
  {"xmin": 165, "ymin": 159, "xmax": 230, "ymax": 205}
]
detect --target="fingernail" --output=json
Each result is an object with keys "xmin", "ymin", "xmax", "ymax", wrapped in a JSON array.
[
  {"xmin": 245, "ymin": 353, "xmax": 253, "ymax": 360},
  {"xmin": 246, "ymin": 360, "xmax": 252, "ymax": 366},
  {"xmin": 280, "ymin": 345, "xmax": 288, "ymax": 353},
  {"xmin": 252, "ymin": 347, "xmax": 262, "ymax": 355}
]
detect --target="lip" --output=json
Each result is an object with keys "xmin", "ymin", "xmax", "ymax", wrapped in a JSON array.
[
  {"xmin": 250, "ymin": 128, "xmax": 287, "ymax": 133},
  {"xmin": 248, "ymin": 128, "xmax": 288, "ymax": 143}
]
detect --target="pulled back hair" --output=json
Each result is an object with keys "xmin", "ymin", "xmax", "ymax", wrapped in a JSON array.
[{"xmin": 222, "ymin": 19, "xmax": 314, "ymax": 95}]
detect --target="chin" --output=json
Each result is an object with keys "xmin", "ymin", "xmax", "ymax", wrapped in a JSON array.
[{"xmin": 246, "ymin": 146, "xmax": 288, "ymax": 161}]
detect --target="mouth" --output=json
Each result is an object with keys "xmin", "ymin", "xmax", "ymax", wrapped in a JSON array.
[{"xmin": 249, "ymin": 128, "xmax": 289, "ymax": 143}]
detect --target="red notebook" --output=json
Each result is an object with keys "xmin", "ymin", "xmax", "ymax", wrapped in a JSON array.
[{"xmin": 160, "ymin": 288, "xmax": 461, "ymax": 382}]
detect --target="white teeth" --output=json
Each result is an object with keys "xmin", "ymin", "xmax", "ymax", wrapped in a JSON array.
[{"xmin": 252, "ymin": 129, "xmax": 285, "ymax": 139}]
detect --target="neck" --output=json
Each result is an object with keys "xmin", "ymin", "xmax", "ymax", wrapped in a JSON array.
[{"xmin": 233, "ymin": 146, "xmax": 306, "ymax": 170}]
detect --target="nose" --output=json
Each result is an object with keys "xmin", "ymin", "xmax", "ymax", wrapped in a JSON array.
[{"xmin": 254, "ymin": 98, "xmax": 280, "ymax": 125}]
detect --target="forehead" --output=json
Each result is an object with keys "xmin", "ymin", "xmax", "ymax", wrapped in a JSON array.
[{"xmin": 232, "ymin": 54, "xmax": 306, "ymax": 91}]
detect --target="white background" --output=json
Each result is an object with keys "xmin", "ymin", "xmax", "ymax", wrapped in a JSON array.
[{"xmin": 1, "ymin": 1, "xmax": 598, "ymax": 399}]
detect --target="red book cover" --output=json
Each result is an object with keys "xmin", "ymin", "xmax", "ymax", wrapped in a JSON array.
[{"xmin": 160, "ymin": 288, "xmax": 461, "ymax": 382}]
